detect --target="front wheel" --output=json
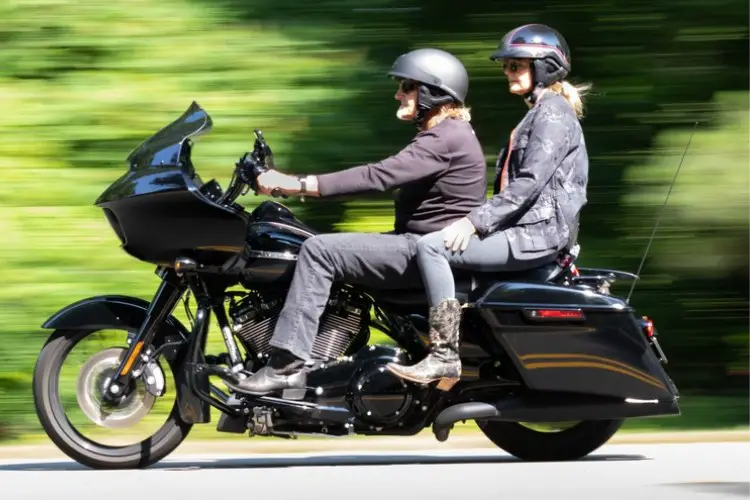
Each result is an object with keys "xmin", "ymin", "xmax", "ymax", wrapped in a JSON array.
[
  {"xmin": 477, "ymin": 419, "xmax": 624, "ymax": 461},
  {"xmin": 33, "ymin": 327, "xmax": 193, "ymax": 469}
]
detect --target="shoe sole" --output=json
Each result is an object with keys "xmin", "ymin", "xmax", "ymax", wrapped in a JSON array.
[
  {"xmin": 385, "ymin": 365, "xmax": 460, "ymax": 392},
  {"xmin": 224, "ymin": 382, "xmax": 307, "ymax": 401}
]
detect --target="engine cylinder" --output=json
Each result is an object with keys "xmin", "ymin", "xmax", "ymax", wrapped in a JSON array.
[{"xmin": 229, "ymin": 287, "xmax": 370, "ymax": 361}]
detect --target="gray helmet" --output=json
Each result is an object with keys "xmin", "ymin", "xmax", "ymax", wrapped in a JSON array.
[
  {"xmin": 490, "ymin": 24, "xmax": 571, "ymax": 89},
  {"xmin": 387, "ymin": 48, "xmax": 469, "ymax": 120}
]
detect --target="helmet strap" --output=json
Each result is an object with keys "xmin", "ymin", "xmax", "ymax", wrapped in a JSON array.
[
  {"xmin": 524, "ymin": 85, "xmax": 546, "ymax": 106},
  {"xmin": 412, "ymin": 107, "xmax": 428, "ymax": 126}
]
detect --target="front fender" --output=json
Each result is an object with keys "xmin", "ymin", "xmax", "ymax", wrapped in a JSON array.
[
  {"xmin": 42, "ymin": 294, "xmax": 187, "ymax": 334},
  {"xmin": 41, "ymin": 294, "xmax": 210, "ymax": 424}
]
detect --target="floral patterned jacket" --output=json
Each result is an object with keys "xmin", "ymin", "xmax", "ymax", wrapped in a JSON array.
[{"xmin": 466, "ymin": 91, "xmax": 589, "ymax": 259}]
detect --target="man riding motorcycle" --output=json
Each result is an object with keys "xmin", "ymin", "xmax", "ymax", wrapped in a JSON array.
[{"xmin": 224, "ymin": 47, "xmax": 489, "ymax": 400}]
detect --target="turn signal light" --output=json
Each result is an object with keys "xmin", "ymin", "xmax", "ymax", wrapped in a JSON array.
[{"xmin": 641, "ymin": 317, "xmax": 655, "ymax": 338}]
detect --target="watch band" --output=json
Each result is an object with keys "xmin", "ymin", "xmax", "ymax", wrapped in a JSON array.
[{"xmin": 297, "ymin": 175, "xmax": 307, "ymax": 202}]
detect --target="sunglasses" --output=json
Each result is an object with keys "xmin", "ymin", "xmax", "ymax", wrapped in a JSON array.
[
  {"xmin": 501, "ymin": 60, "xmax": 529, "ymax": 73},
  {"xmin": 397, "ymin": 79, "xmax": 418, "ymax": 93}
]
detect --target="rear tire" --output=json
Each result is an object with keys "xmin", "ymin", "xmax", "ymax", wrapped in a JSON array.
[
  {"xmin": 477, "ymin": 419, "xmax": 623, "ymax": 461},
  {"xmin": 33, "ymin": 328, "xmax": 193, "ymax": 469}
]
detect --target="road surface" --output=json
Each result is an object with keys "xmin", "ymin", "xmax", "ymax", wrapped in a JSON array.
[{"xmin": 0, "ymin": 441, "xmax": 747, "ymax": 500}]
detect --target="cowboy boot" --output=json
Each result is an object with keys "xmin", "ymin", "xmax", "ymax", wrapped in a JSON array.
[
  {"xmin": 386, "ymin": 298, "xmax": 462, "ymax": 391},
  {"xmin": 225, "ymin": 348, "xmax": 308, "ymax": 400}
]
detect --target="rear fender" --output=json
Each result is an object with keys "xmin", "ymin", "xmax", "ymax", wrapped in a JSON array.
[{"xmin": 41, "ymin": 294, "xmax": 210, "ymax": 424}]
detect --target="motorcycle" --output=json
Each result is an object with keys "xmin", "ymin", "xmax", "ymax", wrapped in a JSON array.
[{"xmin": 32, "ymin": 102, "xmax": 680, "ymax": 469}]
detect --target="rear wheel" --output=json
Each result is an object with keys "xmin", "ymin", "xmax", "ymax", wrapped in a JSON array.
[
  {"xmin": 33, "ymin": 327, "xmax": 193, "ymax": 469},
  {"xmin": 477, "ymin": 419, "xmax": 623, "ymax": 461}
]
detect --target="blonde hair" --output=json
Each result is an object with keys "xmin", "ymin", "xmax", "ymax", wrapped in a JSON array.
[
  {"xmin": 425, "ymin": 103, "xmax": 472, "ymax": 129},
  {"xmin": 547, "ymin": 80, "xmax": 592, "ymax": 119}
]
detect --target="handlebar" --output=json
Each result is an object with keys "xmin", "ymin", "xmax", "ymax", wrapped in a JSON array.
[{"xmin": 219, "ymin": 129, "xmax": 287, "ymax": 206}]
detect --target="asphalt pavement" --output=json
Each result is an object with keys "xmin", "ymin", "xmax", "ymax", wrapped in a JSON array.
[{"xmin": 0, "ymin": 441, "xmax": 748, "ymax": 500}]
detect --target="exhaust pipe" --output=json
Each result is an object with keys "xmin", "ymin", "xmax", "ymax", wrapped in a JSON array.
[
  {"xmin": 432, "ymin": 402, "xmax": 499, "ymax": 442},
  {"xmin": 431, "ymin": 395, "xmax": 680, "ymax": 441}
]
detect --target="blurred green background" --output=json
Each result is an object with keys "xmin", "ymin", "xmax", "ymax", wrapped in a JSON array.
[{"xmin": 0, "ymin": 0, "xmax": 747, "ymax": 442}]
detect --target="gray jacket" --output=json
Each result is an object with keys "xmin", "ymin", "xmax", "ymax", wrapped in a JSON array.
[{"xmin": 466, "ymin": 91, "xmax": 589, "ymax": 259}]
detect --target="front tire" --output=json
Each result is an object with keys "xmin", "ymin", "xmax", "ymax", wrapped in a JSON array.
[
  {"xmin": 477, "ymin": 419, "xmax": 623, "ymax": 461},
  {"xmin": 33, "ymin": 328, "xmax": 193, "ymax": 469}
]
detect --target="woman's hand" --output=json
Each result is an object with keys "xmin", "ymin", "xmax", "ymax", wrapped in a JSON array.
[{"xmin": 443, "ymin": 217, "xmax": 476, "ymax": 252}]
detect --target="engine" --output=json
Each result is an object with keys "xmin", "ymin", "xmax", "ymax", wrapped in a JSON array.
[
  {"xmin": 348, "ymin": 355, "xmax": 419, "ymax": 427},
  {"xmin": 228, "ymin": 286, "xmax": 371, "ymax": 361}
]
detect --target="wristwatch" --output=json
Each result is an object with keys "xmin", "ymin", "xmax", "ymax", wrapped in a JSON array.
[{"xmin": 297, "ymin": 175, "xmax": 308, "ymax": 202}]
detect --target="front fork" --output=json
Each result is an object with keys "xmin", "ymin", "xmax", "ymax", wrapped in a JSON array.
[
  {"xmin": 102, "ymin": 268, "xmax": 185, "ymax": 402},
  {"xmin": 101, "ymin": 266, "xmax": 248, "ymax": 417}
]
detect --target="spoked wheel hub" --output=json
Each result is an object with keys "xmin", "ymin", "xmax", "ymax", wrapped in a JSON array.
[{"xmin": 75, "ymin": 347, "xmax": 155, "ymax": 429}]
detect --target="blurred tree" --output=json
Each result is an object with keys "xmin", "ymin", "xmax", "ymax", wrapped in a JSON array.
[
  {"xmin": 622, "ymin": 91, "xmax": 749, "ymax": 388},
  {"xmin": 0, "ymin": 0, "xmax": 747, "ymax": 439}
]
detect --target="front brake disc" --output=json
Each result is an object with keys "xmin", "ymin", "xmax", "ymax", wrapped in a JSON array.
[{"xmin": 75, "ymin": 347, "xmax": 156, "ymax": 429}]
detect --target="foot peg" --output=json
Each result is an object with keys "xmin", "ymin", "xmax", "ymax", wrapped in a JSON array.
[{"xmin": 281, "ymin": 388, "xmax": 307, "ymax": 400}]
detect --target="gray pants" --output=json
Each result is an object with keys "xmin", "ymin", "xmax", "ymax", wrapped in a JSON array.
[
  {"xmin": 269, "ymin": 232, "xmax": 423, "ymax": 361},
  {"xmin": 416, "ymin": 230, "xmax": 558, "ymax": 307}
]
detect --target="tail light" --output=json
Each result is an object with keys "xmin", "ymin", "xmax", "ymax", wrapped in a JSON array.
[{"xmin": 524, "ymin": 308, "xmax": 586, "ymax": 321}]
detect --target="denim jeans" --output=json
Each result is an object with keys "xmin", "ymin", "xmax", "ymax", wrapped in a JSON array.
[
  {"xmin": 269, "ymin": 232, "xmax": 423, "ymax": 360},
  {"xmin": 416, "ymin": 229, "xmax": 558, "ymax": 307}
]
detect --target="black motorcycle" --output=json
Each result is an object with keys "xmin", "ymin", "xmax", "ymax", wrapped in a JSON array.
[{"xmin": 32, "ymin": 102, "xmax": 680, "ymax": 469}]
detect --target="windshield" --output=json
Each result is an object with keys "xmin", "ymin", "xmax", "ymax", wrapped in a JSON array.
[{"xmin": 125, "ymin": 101, "xmax": 213, "ymax": 169}]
